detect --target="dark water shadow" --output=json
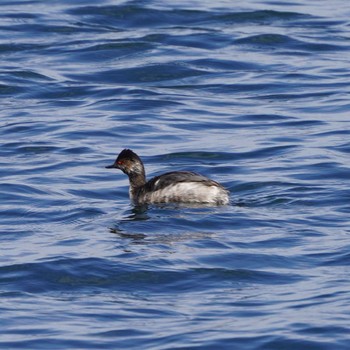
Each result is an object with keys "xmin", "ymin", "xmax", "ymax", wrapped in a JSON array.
[{"xmin": 107, "ymin": 202, "xmax": 232, "ymax": 244}]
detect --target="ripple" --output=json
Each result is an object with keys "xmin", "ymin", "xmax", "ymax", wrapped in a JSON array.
[
  {"xmin": 68, "ymin": 63, "xmax": 209, "ymax": 84},
  {"xmin": 162, "ymin": 33, "xmax": 233, "ymax": 50},
  {"xmin": 0, "ymin": 257, "xmax": 303, "ymax": 296},
  {"xmin": 68, "ymin": 5, "xmax": 211, "ymax": 28},
  {"xmin": 327, "ymin": 142, "xmax": 350, "ymax": 154},
  {"xmin": 1, "ymin": 0, "xmax": 350, "ymax": 349},
  {"xmin": 214, "ymin": 9, "xmax": 309, "ymax": 23},
  {"xmin": 68, "ymin": 41, "xmax": 154, "ymax": 62},
  {"xmin": 235, "ymin": 33, "xmax": 345, "ymax": 52},
  {"xmin": 189, "ymin": 58, "xmax": 263, "ymax": 72},
  {"xmin": 0, "ymin": 83, "xmax": 24, "ymax": 95},
  {"xmin": 2, "ymin": 69, "xmax": 53, "ymax": 81},
  {"xmin": 0, "ymin": 43, "xmax": 48, "ymax": 54}
]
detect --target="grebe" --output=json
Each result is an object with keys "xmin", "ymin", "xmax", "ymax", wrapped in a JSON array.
[{"xmin": 106, "ymin": 149, "xmax": 229, "ymax": 205}]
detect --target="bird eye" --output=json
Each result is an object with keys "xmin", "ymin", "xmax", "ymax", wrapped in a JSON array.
[{"xmin": 117, "ymin": 160, "xmax": 124, "ymax": 165}]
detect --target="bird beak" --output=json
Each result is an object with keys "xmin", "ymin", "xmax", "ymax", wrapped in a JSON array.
[{"xmin": 105, "ymin": 163, "xmax": 117, "ymax": 169}]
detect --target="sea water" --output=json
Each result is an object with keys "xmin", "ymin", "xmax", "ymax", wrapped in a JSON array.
[{"xmin": 1, "ymin": 0, "xmax": 350, "ymax": 349}]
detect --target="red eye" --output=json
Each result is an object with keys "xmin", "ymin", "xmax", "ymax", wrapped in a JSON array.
[{"xmin": 117, "ymin": 160, "xmax": 123, "ymax": 165}]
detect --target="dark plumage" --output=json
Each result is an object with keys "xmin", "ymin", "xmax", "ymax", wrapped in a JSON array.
[{"xmin": 106, "ymin": 149, "xmax": 229, "ymax": 205}]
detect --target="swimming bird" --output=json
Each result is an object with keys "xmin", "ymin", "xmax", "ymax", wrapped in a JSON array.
[{"xmin": 106, "ymin": 149, "xmax": 229, "ymax": 205}]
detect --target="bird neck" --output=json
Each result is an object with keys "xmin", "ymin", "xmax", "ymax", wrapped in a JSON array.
[{"xmin": 128, "ymin": 171, "xmax": 146, "ymax": 195}]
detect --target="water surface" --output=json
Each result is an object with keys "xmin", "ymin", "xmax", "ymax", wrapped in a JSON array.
[{"xmin": 1, "ymin": 0, "xmax": 350, "ymax": 349}]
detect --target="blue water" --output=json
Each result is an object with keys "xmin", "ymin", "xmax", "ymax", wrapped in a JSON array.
[{"xmin": 1, "ymin": 0, "xmax": 350, "ymax": 348}]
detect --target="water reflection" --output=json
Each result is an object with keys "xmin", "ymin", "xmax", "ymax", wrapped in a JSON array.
[
  {"xmin": 121, "ymin": 205, "xmax": 150, "ymax": 221},
  {"xmin": 109, "ymin": 203, "xmax": 219, "ymax": 245},
  {"xmin": 109, "ymin": 227, "xmax": 147, "ymax": 241}
]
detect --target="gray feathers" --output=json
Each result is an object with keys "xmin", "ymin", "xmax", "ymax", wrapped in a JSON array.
[{"xmin": 107, "ymin": 150, "xmax": 229, "ymax": 205}]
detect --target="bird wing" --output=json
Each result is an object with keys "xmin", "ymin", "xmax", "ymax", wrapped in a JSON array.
[{"xmin": 145, "ymin": 171, "xmax": 219, "ymax": 192}]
